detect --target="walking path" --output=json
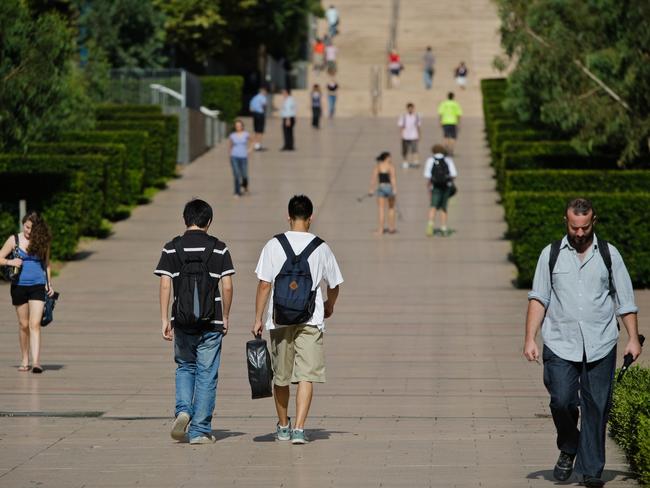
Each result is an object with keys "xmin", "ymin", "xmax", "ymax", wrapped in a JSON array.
[{"xmin": 0, "ymin": 1, "xmax": 646, "ymax": 487}]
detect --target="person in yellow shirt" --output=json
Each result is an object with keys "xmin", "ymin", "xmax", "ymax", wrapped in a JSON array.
[{"xmin": 437, "ymin": 92, "xmax": 463, "ymax": 155}]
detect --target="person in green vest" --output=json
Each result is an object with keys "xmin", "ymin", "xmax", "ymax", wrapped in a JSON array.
[{"xmin": 437, "ymin": 92, "xmax": 463, "ymax": 155}]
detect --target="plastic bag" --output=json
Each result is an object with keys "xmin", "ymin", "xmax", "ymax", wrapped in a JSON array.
[{"xmin": 246, "ymin": 337, "xmax": 273, "ymax": 399}]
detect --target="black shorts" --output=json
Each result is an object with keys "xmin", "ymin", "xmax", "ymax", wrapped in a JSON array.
[
  {"xmin": 253, "ymin": 113, "xmax": 265, "ymax": 134},
  {"xmin": 443, "ymin": 124, "xmax": 457, "ymax": 139},
  {"xmin": 11, "ymin": 284, "xmax": 46, "ymax": 306}
]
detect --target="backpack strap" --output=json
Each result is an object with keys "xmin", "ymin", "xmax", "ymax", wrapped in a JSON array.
[
  {"xmin": 275, "ymin": 234, "xmax": 297, "ymax": 263},
  {"xmin": 299, "ymin": 237, "xmax": 324, "ymax": 262},
  {"xmin": 201, "ymin": 237, "xmax": 217, "ymax": 265},
  {"xmin": 597, "ymin": 236, "xmax": 616, "ymax": 296},
  {"xmin": 548, "ymin": 240, "xmax": 562, "ymax": 289},
  {"xmin": 172, "ymin": 236, "xmax": 186, "ymax": 263}
]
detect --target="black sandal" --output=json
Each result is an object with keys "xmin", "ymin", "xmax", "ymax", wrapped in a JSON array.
[{"xmin": 31, "ymin": 366, "xmax": 43, "ymax": 374}]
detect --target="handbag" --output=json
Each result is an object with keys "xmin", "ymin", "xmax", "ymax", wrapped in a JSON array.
[
  {"xmin": 1, "ymin": 234, "xmax": 21, "ymax": 282},
  {"xmin": 246, "ymin": 337, "xmax": 273, "ymax": 399},
  {"xmin": 449, "ymin": 181, "xmax": 458, "ymax": 197},
  {"xmin": 40, "ymin": 261, "xmax": 59, "ymax": 327}
]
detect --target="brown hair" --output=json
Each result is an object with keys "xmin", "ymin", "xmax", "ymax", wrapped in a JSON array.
[
  {"xmin": 23, "ymin": 212, "xmax": 51, "ymax": 262},
  {"xmin": 432, "ymin": 144, "xmax": 447, "ymax": 154}
]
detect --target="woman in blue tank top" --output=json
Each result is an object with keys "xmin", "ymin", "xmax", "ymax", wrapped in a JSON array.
[{"xmin": 0, "ymin": 212, "xmax": 54, "ymax": 373}]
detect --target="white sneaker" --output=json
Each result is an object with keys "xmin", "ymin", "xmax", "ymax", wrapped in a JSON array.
[
  {"xmin": 189, "ymin": 434, "xmax": 217, "ymax": 444},
  {"xmin": 171, "ymin": 412, "xmax": 190, "ymax": 441},
  {"xmin": 401, "ymin": 161, "xmax": 409, "ymax": 169}
]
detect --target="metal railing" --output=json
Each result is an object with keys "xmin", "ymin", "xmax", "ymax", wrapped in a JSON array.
[{"xmin": 370, "ymin": 66, "xmax": 382, "ymax": 116}]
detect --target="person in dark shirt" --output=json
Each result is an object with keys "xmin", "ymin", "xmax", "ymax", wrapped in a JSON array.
[{"xmin": 154, "ymin": 198, "xmax": 235, "ymax": 444}]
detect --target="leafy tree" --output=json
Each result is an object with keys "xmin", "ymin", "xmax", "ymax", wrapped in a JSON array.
[
  {"xmin": 494, "ymin": 0, "xmax": 650, "ymax": 164},
  {"xmin": 0, "ymin": 0, "xmax": 90, "ymax": 151},
  {"xmin": 80, "ymin": 0, "xmax": 166, "ymax": 69}
]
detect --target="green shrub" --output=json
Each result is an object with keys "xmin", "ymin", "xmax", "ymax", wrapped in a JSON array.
[
  {"xmin": 0, "ymin": 155, "xmax": 105, "ymax": 237},
  {"xmin": 95, "ymin": 111, "xmax": 178, "ymax": 177},
  {"xmin": 200, "ymin": 75, "xmax": 244, "ymax": 123},
  {"xmin": 96, "ymin": 120, "xmax": 165, "ymax": 186},
  {"xmin": 503, "ymin": 192, "xmax": 650, "ymax": 287},
  {"xmin": 505, "ymin": 170, "xmax": 650, "ymax": 193},
  {"xmin": 94, "ymin": 104, "xmax": 162, "ymax": 117},
  {"xmin": 610, "ymin": 366, "xmax": 650, "ymax": 485},
  {"xmin": 61, "ymin": 130, "xmax": 147, "ymax": 202},
  {"xmin": 29, "ymin": 142, "xmax": 127, "ymax": 220},
  {"xmin": 0, "ymin": 172, "xmax": 84, "ymax": 259},
  {"xmin": 493, "ymin": 129, "xmax": 554, "ymax": 163}
]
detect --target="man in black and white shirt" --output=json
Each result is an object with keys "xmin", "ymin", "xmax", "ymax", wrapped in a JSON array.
[{"xmin": 154, "ymin": 199, "xmax": 235, "ymax": 444}]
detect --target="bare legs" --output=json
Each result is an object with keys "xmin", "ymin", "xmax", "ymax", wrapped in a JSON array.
[
  {"xmin": 375, "ymin": 197, "xmax": 397, "ymax": 234},
  {"xmin": 15, "ymin": 300, "xmax": 43, "ymax": 369},
  {"xmin": 376, "ymin": 197, "xmax": 386, "ymax": 234},
  {"xmin": 274, "ymin": 381, "xmax": 313, "ymax": 429},
  {"xmin": 387, "ymin": 196, "xmax": 396, "ymax": 232}
]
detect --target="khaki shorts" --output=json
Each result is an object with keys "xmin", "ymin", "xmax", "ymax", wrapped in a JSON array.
[{"xmin": 270, "ymin": 325, "xmax": 325, "ymax": 386}]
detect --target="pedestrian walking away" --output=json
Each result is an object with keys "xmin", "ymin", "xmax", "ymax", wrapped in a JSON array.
[
  {"xmin": 249, "ymin": 86, "xmax": 268, "ymax": 151},
  {"xmin": 327, "ymin": 78, "xmax": 339, "ymax": 118},
  {"xmin": 454, "ymin": 61, "xmax": 468, "ymax": 89},
  {"xmin": 423, "ymin": 144, "xmax": 457, "ymax": 237},
  {"xmin": 312, "ymin": 38, "xmax": 325, "ymax": 74},
  {"xmin": 0, "ymin": 212, "xmax": 54, "ymax": 374},
  {"xmin": 252, "ymin": 195, "xmax": 343, "ymax": 444},
  {"xmin": 422, "ymin": 46, "xmax": 435, "ymax": 90},
  {"xmin": 228, "ymin": 119, "xmax": 253, "ymax": 197},
  {"xmin": 155, "ymin": 199, "xmax": 235, "ymax": 445},
  {"xmin": 326, "ymin": 4, "xmax": 340, "ymax": 38},
  {"xmin": 398, "ymin": 102, "xmax": 421, "ymax": 168},
  {"xmin": 311, "ymin": 84, "xmax": 322, "ymax": 129},
  {"xmin": 325, "ymin": 42, "xmax": 338, "ymax": 75},
  {"xmin": 280, "ymin": 88, "xmax": 297, "ymax": 151},
  {"xmin": 523, "ymin": 198, "xmax": 642, "ymax": 488},
  {"xmin": 388, "ymin": 49, "xmax": 403, "ymax": 88},
  {"xmin": 367, "ymin": 151, "xmax": 397, "ymax": 235},
  {"xmin": 437, "ymin": 92, "xmax": 463, "ymax": 155}
]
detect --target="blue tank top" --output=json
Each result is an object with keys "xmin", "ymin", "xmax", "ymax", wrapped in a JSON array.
[{"xmin": 16, "ymin": 248, "xmax": 46, "ymax": 286}]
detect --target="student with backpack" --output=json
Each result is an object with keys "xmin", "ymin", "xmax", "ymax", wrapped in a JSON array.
[
  {"xmin": 423, "ymin": 144, "xmax": 457, "ymax": 236},
  {"xmin": 252, "ymin": 195, "xmax": 343, "ymax": 444},
  {"xmin": 523, "ymin": 198, "xmax": 642, "ymax": 488},
  {"xmin": 155, "ymin": 199, "xmax": 235, "ymax": 444}
]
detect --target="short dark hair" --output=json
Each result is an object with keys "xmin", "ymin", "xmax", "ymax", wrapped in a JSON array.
[
  {"xmin": 406, "ymin": 102, "xmax": 414, "ymax": 109},
  {"xmin": 447, "ymin": 92, "xmax": 455, "ymax": 100},
  {"xmin": 566, "ymin": 198, "xmax": 595, "ymax": 217},
  {"xmin": 376, "ymin": 151, "xmax": 391, "ymax": 162},
  {"xmin": 288, "ymin": 195, "xmax": 313, "ymax": 220},
  {"xmin": 432, "ymin": 144, "xmax": 446, "ymax": 154},
  {"xmin": 183, "ymin": 199, "xmax": 213, "ymax": 227}
]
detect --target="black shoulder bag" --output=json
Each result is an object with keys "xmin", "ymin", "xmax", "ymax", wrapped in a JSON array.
[{"xmin": 1, "ymin": 234, "xmax": 21, "ymax": 282}]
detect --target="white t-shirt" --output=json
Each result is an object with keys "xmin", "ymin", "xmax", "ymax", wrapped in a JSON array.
[
  {"xmin": 326, "ymin": 7, "xmax": 339, "ymax": 25},
  {"xmin": 423, "ymin": 153, "xmax": 458, "ymax": 179},
  {"xmin": 255, "ymin": 231, "xmax": 344, "ymax": 331},
  {"xmin": 398, "ymin": 113, "xmax": 421, "ymax": 140}
]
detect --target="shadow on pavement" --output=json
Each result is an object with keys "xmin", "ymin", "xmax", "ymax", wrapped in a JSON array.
[
  {"xmin": 526, "ymin": 469, "xmax": 636, "ymax": 483},
  {"xmin": 212, "ymin": 429, "xmax": 246, "ymax": 441},
  {"xmin": 253, "ymin": 429, "xmax": 349, "ymax": 443}
]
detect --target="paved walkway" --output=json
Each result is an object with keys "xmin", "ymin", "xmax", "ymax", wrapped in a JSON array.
[{"xmin": 0, "ymin": 1, "xmax": 646, "ymax": 487}]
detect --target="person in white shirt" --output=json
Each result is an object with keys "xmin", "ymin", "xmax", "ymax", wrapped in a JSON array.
[
  {"xmin": 398, "ymin": 103, "xmax": 422, "ymax": 168},
  {"xmin": 326, "ymin": 5, "xmax": 339, "ymax": 37},
  {"xmin": 279, "ymin": 88, "xmax": 297, "ymax": 151},
  {"xmin": 325, "ymin": 43, "xmax": 338, "ymax": 75},
  {"xmin": 423, "ymin": 144, "xmax": 458, "ymax": 236},
  {"xmin": 253, "ymin": 195, "xmax": 344, "ymax": 444}
]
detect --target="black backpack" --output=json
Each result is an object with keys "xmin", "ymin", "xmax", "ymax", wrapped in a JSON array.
[
  {"xmin": 272, "ymin": 233, "xmax": 324, "ymax": 326},
  {"xmin": 171, "ymin": 236, "xmax": 219, "ymax": 330},
  {"xmin": 431, "ymin": 156, "xmax": 450, "ymax": 187},
  {"xmin": 548, "ymin": 236, "xmax": 615, "ymax": 296}
]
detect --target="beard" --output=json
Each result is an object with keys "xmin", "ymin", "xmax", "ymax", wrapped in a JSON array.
[{"xmin": 568, "ymin": 229, "xmax": 594, "ymax": 252}]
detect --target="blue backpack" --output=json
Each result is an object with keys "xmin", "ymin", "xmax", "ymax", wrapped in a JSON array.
[{"xmin": 273, "ymin": 234, "xmax": 324, "ymax": 326}]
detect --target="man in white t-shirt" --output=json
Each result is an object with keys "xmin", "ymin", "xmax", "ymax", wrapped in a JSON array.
[
  {"xmin": 252, "ymin": 195, "xmax": 344, "ymax": 444},
  {"xmin": 423, "ymin": 144, "xmax": 458, "ymax": 236},
  {"xmin": 398, "ymin": 102, "xmax": 422, "ymax": 168}
]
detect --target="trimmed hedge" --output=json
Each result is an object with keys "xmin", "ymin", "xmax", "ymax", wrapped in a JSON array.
[
  {"xmin": 200, "ymin": 76, "xmax": 244, "ymax": 123},
  {"xmin": 0, "ymin": 171, "xmax": 85, "ymax": 259},
  {"xmin": 95, "ymin": 104, "xmax": 162, "ymax": 116},
  {"xmin": 493, "ymin": 129, "xmax": 554, "ymax": 163},
  {"xmin": 0, "ymin": 155, "xmax": 105, "ymax": 237},
  {"xmin": 610, "ymin": 366, "xmax": 650, "ymax": 486},
  {"xmin": 95, "ymin": 111, "xmax": 178, "ymax": 177},
  {"xmin": 503, "ymin": 192, "xmax": 650, "ymax": 287},
  {"xmin": 29, "ymin": 142, "xmax": 127, "ymax": 219},
  {"xmin": 505, "ymin": 170, "xmax": 650, "ymax": 194},
  {"xmin": 96, "ymin": 120, "xmax": 165, "ymax": 186},
  {"xmin": 61, "ymin": 130, "xmax": 147, "ymax": 202}
]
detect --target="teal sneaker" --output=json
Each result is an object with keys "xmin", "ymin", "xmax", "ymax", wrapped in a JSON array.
[
  {"xmin": 291, "ymin": 428, "xmax": 308, "ymax": 445},
  {"xmin": 276, "ymin": 418, "xmax": 291, "ymax": 441}
]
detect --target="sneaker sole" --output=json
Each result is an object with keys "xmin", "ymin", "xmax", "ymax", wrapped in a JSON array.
[
  {"xmin": 291, "ymin": 438, "xmax": 306, "ymax": 445},
  {"xmin": 171, "ymin": 413, "xmax": 190, "ymax": 441},
  {"xmin": 277, "ymin": 434, "xmax": 291, "ymax": 441},
  {"xmin": 189, "ymin": 436, "xmax": 216, "ymax": 445}
]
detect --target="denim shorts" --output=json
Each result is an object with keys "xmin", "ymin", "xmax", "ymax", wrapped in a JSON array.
[{"xmin": 376, "ymin": 183, "xmax": 394, "ymax": 198}]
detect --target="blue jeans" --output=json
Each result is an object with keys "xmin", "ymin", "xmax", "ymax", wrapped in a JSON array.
[
  {"xmin": 230, "ymin": 157, "xmax": 248, "ymax": 195},
  {"xmin": 328, "ymin": 94, "xmax": 337, "ymax": 117},
  {"xmin": 543, "ymin": 345, "xmax": 616, "ymax": 477},
  {"xmin": 174, "ymin": 329, "xmax": 224, "ymax": 439},
  {"xmin": 423, "ymin": 69, "xmax": 433, "ymax": 89}
]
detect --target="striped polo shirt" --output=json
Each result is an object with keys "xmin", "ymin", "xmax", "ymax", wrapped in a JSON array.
[{"xmin": 154, "ymin": 230, "xmax": 235, "ymax": 332}]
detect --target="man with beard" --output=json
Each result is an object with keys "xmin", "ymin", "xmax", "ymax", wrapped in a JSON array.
[{"xmin": 523, "ymin": 198, "xmax": 642, "ymax": 488}]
